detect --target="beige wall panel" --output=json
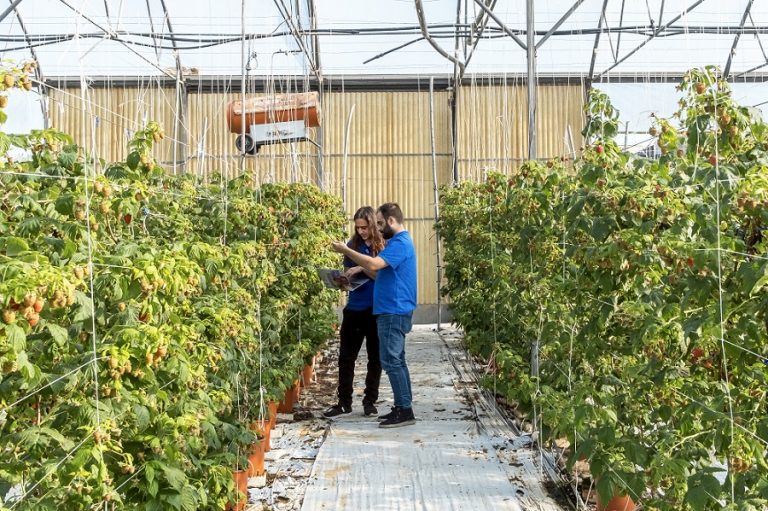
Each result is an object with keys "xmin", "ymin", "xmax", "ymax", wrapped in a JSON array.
[
  {"xmin": 457, "ymin": 84, "xmax": 528, "ymax": 180},
  {"xmin": 408, "ymin": 219, "xmax": 440, "ymax": 305},
  {"xmin": 456, "ymin": 83, "xmax": 584, "ymax": 182},
  {"xmin": 536, "ymin": 84, "xmax": 585, "ymax": 160},
  {"xmin": 49, "ymin": 87, "xmax": 179, "ymax": 172},
  {"xmin": 327, "ymin": 155, "xmax": 451, "ymax": 222}
]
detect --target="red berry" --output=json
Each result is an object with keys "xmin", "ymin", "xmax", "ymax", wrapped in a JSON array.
[
  {"xmin": 708, "ymin": 154, "xmax": 718, "ymax": 166},
  {"xmin": 123, "ymin": 214, "xmax": 132, "ymax": 225},
  {"xmin": 596, "ymin": 145, "xmax": 604, "ymax": 154},
  {"xmin": 687, "ymin": 256, "xmax": 694, "ymax": 268},
  {"xmin": 690, "ymin": 347, "xmax": 705, "ymax": 362}
]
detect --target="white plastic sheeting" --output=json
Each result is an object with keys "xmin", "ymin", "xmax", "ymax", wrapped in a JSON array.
[{"xmin": 301, "ymin": 326, "xmax": 564, "ymax": 511}]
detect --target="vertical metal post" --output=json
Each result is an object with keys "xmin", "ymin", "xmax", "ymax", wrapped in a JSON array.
[
  {"xmin": 341, "ymin": 104, "xmax": 356, "ymax": 214},
  {"xmin": 623, "ymin": 121, "xmax": 629, "ymax": 150},
  {"xmin": 429, "ymin": 78, "xmax": 443, "ymax": 330},
  {"xmin": 526, "ymin": 0, "xmax": 537, "ymax": 161},
  {"xmin": 526, "ymin": 0, "xmax": 538, "ymax": 378}
]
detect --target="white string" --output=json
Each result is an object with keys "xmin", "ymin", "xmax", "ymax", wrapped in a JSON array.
[
  {"xmin": 711, "ymin": 80, "xmax": 736, "ymax": 504},
  {"xmin": 73, "ymin": 19, "xmax": 106, "ymax": 501},
  {"xmin": 0, "ymin": 356, "xmax": 106, "ymax": 415}
]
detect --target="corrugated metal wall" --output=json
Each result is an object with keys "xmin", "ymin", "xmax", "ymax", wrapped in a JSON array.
[
  {"xmin": 458, "ymin": 81, "xmax": 585, "ymax": 181},
  {"xmin": 49, "ymin": 87, "xmax": 179, "ymax": 171},
  {"xmin": 46, "ymin": 83, "xmax": 583, "ymax": 306}
]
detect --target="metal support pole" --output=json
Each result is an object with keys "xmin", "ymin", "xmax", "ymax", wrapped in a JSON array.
[
  {"xmin": 341, "ymin": 105, "xmax": 356, "ymax": 214},
  {"xmin": 526, "ymin": 0, "xmax": 537, "ymax": 161},
  {"xmin": 450, "ymin": 85, "xmax": 459, "ymax": 185},
  {"xmin": 429, "ymin": 78, "xmax": 443, "ymax": 330},
  {"xmin": 724, "ymin": 0, "xmax": 755, "ymax": 78}
]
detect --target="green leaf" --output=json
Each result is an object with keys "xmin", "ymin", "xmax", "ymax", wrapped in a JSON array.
[
  {"xmin": 16, "ymin": 350, "xmax": 35, "ymax": 379},
  {"xmin": 72, "ymin": 291, "xmax": 94, "ymax": 323},
  {"xmin": 134, "ymin": 404, "xmax": 150, "ymax": 430},
  {"xmin": 39, "ymin": 427, "xmax": 75, "ymax": 450},
  {"xmin": 126, "ymin": 151, "xmax": 141, "ymax": 171},
  {"xmin": 595, "ymin": 475, "xmax": 615, "ymax": 505},
  {"xmin": 54, "ymin": 194, "xmax": 75, "ymax": 216},
  {"xmin": 166, "ymin": 493, "xmax": 182, "ymax": 510},
  {"xmin": 162, "ymin": 466, "xmax": 187, "ymax": 491},
  {"xmin": 5, "ymin": 237, "xmax": 29, "ymax": 256},
  {"xmin": 180, "ymin": 485, "xmax": 198, "ymax": 511},
  {"xmin": 47, "ymin": 324, "xmax": 69, "ymax": 346},
  {"xmin": 57, "ymin": 151, "xmax": 78, "ymax": 169},
  {"xmin": 622, "ymin": 440, "xmax": 648, "ymax": 466},
  {"xmin": 685, "ymin": 472, "xmax": 722, "ymax": 509},
  {"xmin": 147, "ymin": 477, "xmax": 159, "ymax": 498},
  {"xmin": 6, "ymin": 324, "xmax": 26, "ymax": 352}
]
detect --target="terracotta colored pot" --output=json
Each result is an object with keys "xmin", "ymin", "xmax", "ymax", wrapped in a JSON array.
[
  {"xmin": 250, "ymin": 419, "xmax": 272, "ymax": 452},
  {"xmin": 294, "ymin": 378, "xmax": 301, "ymax": 399},
  {"xmin": 301, "ymin": 363, "xmax": 314, "ymax": 388},
  {"xmin": 268, "ymin": 400, "xmax": 278, "ymax": 428},
  {"xmin": 277, "ymin": 380, "xmax": 300, "ymax": 413},
  {"xmin": 226, "ymin": 468, "xmax": 249, "ymax": 511},
  {"xmin": 248, "ymin": 440, "xmax": 266, "ymax": 477},
  {"xmin": 596, "ymin": 494, "xmax": 636, "ymax": 511}
]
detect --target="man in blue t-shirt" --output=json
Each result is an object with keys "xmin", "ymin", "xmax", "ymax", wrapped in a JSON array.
[{"xmin": 331, "ymin": 202, "xmax": 417, "ymax": 428}]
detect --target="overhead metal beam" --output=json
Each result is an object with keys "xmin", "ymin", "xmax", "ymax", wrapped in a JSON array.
[
  {"xmin": 615, "ymin": 0, "xmax": 627, "ymax": 60},
  {"xmin": 595, "ymin": 0, "xmax": 707, "ymax": 80},
  {"xmin": 307, "ymin": 0, "xmax": 324, "ymax": 187},
  {"xmin": 588, "ymin": 0, "xmax": 610, "ymax": 82},
  {"xmin": 724, "ymin": 0, "xmax": 755, "ymax": 78},
  {"xmin": 8, "ymin": 0, "xmax": 47, "ymax": 128},
  {"xmin": 144, "ymin": 0, "xmax": 161, "ymax": 61},
  {"xmin": 363, "ymin": 37, "xmax": 424, "ymax": 65},
  {"xmin": 460, "ymin": 0, "xmax": 497, "ymax": 79},
  {"xmin": 158, "ymin": 0, "xmax": 188, "ymax": 174},
  {"xmin": 56, "ymin": 0, "xmax": 177, "ymax": 80},
  {"xmin": 472, "ymin": 0, "xmax": 527, "ymax": 50},
  {"xmin": 536, "ymin": 0, "xmax": 587, "ymax": 49},
  {"xmin": 735, "ymin": 12, "xmax": 768, "ymax": 78},
  {"xmin": 273, "ymin": 0, "xmax": 321, "ymax": 82},
  {"xmin": 749, "ymin": 12, "xmax": 768, "ymax": 62},
  {"xmin": 415, "ymin": 0, "xmax": 465, "ymax": 72},
  {"xmin": 0, "ymin": 0, "xmax": 24, "ymax": 25}
]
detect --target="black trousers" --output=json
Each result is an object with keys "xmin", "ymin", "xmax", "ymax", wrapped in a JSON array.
[{"xmin": 336, "ymin": 307, "xmax": 382, "ymax": 407}]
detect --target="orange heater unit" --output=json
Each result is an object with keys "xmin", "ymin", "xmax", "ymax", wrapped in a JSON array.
[{"xmin": 226, "ymin": 91, "xmax": 321, "ymax": 154}]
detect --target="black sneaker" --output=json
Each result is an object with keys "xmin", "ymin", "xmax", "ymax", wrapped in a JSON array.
[
  {"xmin": 379, "ymin": 407, "xmax": 415, "ymax": 428},
  {"xmin": 323, "ymin": 403, "xmax": 351, "ymax": 418},
  {"xmin": 363, "ymin": 402, "xmax": 378, "ymax": 417},
  {"xmin": 377, "ymin": 406, "xmax": 396, "ymax": 422}
]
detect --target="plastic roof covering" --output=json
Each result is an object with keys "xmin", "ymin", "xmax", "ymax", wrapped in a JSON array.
[{"xmin": 0, "ymin": 0, "xmax": 767, "ymax": 78}]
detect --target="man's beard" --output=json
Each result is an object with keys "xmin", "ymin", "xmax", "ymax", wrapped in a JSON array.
[{"xmin": 381, "ymin": 225, "xmax": 394, "ymax": 239}]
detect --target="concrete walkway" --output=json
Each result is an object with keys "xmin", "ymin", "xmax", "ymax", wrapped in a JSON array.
[{"xmin": 300, "ymin": 325, "xmax": 567, "ymax": 511}]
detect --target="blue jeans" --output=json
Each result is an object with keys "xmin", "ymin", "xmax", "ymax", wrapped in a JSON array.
[{"xmin": 376, "ymin": 313, "xmax": 413, "ymax": 409}]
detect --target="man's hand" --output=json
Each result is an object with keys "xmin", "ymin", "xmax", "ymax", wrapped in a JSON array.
[{"xmin": 331, "ymin": 241, "xmax": 348, "ymax": 254}]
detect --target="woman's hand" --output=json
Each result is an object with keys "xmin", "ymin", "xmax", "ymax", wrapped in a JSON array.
[
  {"xmin": 345, "ymin": 266, "xmax": 363, "ymax": 277},
  {"xmin": 331, "ymin": 241, "xmax": 348, "ymax": 254}
]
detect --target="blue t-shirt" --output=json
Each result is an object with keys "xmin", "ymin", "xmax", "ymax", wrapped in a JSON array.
[
  {"xmin": 344, "ymin": 241, "xmax": 375, "ymax": 311},
  {"xmin": 374, "ymin": 231, "xmax": 417, "ymax": 315}
]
